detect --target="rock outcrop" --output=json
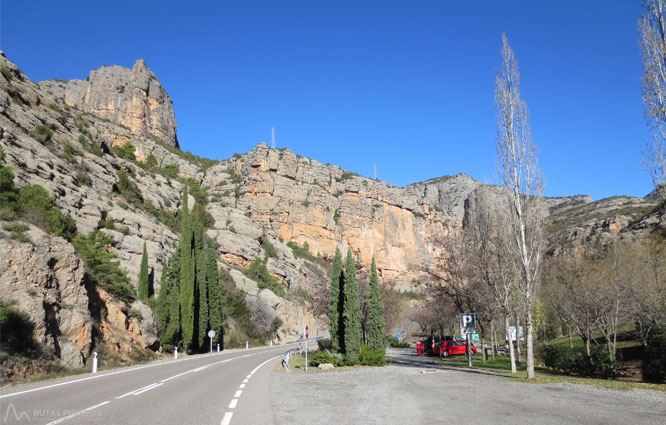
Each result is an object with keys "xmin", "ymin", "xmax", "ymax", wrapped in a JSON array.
[
  {"xmin": 39, "ymin": 59, "xmax": 179, "ymax": 148},
  {"xmin": 0, "ymin": 224, "xmax": 92, "ymax": 367},
  {"xmin": 203, "ymin": 143, "xmax": 455, "ymax": 285}
]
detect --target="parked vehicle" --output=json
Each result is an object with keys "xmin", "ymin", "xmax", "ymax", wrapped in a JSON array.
[
  {"xmin": 420, "ymin": 336, "xmax": 455, "ymax": 355},
  {"xmin": 439, "ymin": 340, "xmax": 477, "ymax": 357}
]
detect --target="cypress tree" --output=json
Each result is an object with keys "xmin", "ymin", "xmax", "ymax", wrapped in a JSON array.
[
  {"xmin": 194, "ymin": 216, "xmax": 208, "ymax": 349},
  {"xmin": 366, "ymin": 258, "xmax": 386, "ymax": 351},
  {"xmin": 179, "ymin": 187, "xmax": 196, "ymax": 351},
  {"xmin": 138, "ymin": 242, "xmax": 149, "ymax": 300},
  {"xmin": 206, "ymin": 246, "xmax": 223, "ymax": 346},
  {"xmin": 329, "ymin": 247, "xmax": 343, "ymax": 351},
  {"xmin": 165, "ymin": 251, "xmax": 182, "ymax": 346},
  {"xmin": 342, "ymin": 250, "xmax": 363, "ymax": 363}
]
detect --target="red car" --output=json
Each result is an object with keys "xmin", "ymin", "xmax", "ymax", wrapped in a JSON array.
[{"xmin": 438, "ymin": 340, "xmax": 477, "ymax": 357}]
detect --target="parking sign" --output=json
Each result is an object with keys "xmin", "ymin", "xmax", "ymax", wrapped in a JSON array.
[{"xmin": 460, "ymin": 313, "xmax": 476, "ymax": 335}]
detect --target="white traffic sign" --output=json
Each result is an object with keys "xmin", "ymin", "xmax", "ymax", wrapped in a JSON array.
[
  {"xmin": 208, "ymin": 330, "xmax": 216, "ymax": 338},
  {"xmin": 460, "ymin": 313, "xmax": 477, "ymax": 335}
]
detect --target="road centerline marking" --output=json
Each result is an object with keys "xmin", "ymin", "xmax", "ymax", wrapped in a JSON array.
[
  {"xmin": 239, "ymin": 383, "xmax": 245, "ymax": 389},
  {"xmin": 221, "ymin": 412, "xmax": 233, "ymax": 425},
  {"xmin": 234, "ymin": 390, "xmax": 242, "ymax": 398},
  {"xmin": 228, "ymin": 398, "xmax": 238, "ymax": 409},
  {"xmin": 115, "ymin": 383, "xmax": 158, "ymax": 399},
  {"xmin": 45, "ymin": 400, "xmax": 110, "ymax": 425},
  {"xmin": 133, "ymin": 382, "xmax": 163, "ymax": 395}
]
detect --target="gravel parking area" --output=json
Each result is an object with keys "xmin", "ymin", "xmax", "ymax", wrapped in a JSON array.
[{"xmin": 270, "ymin": 348, "xmax": 666, "ymax": 425}]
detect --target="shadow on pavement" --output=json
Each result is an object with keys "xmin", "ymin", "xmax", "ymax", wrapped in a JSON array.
[{"xmin": 387, "ymin": 348, "xmax": 506, "ymax": 378}]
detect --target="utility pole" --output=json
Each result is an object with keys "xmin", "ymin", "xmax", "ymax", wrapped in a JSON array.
[
  {"xmin": 373, "ymin": 164, "xmax": 377, "ymax": 180},
  {"xmin": 271, "ymin": 126, "xmax": 276, "ymax": 148}
]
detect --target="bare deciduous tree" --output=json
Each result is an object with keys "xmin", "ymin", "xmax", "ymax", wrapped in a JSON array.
[
  {"xmin": 495, "ymin": 34, "xmax": 545, "ymax": 379},
  {"xmin": 640, "ymin": 0, "xmax": 666, "ymax": 197}
]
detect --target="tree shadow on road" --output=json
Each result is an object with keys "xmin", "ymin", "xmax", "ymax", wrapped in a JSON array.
[{"xmin": 387, "ymin": 348, "xmax": 507, "ymax": 378}]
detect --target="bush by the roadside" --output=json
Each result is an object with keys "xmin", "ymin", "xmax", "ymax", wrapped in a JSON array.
[
  {"xmin": 388, "ymin": 336, "xmax": 409, "ymax": 348},
  {"xmin": 538, "ymin": 344, "xmax": 614, "ymax": 378},
  {"xmin": 644, "ymin": 329, "xmax": 666, "ymax": 383},
  {"xmin": 359, "ymin": 346, "xmax": 386, "ymax": 366},
  {"xmin": 309, "ymin": 349, "xmax": 344, "ymax": 367},
  {"xmin": 318, "ymin": 338, "xmax": 332, "ymax": 350},
  {"xmin": 0, "ymin": 302, "xmax": 36, "ymax": 354}
]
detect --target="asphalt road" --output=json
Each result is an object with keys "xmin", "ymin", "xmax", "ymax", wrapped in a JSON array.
[{"xmin": 0, "ymin": 343, "xmax": 295, "ymax": 425}]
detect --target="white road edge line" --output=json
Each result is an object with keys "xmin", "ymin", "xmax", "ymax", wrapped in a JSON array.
[
  {"xmin": 133, "ymin": 382, "xmax": 163, "ymax": 395},
  {"xmin": 221, "ymin": 411, "xmax": 233, "ymax": 425},
  {"xmin": 45, "ymin": 400, "xmax": 110, "ymax": 425},
  {"xmin": 228, "ymin": 398, "xmax": 238, "ymax": 409},
  {"xmin": 0, "ymin": 343, "xmax": 295, "ymax": 399}
]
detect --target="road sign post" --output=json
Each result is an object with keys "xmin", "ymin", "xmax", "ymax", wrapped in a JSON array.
[
  {"xmin": 460, "ymin": 313, "xmax": 476, "ymax": 367},
  {"xmin": 208, "ymin": 330, "xmax": 216, "ymax": 353}
]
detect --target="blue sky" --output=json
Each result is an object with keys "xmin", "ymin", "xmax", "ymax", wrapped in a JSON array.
[{"xmin": 0, "ymin": 1, "xmax": 652, "ymax": 199}]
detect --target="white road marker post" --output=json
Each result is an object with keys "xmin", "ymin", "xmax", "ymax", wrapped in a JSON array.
[
  {"xmin": 246, "ymin": 341, "xmax": 249, "ymax": 350},
  {"xmin": 174, "ymin": 347, "xmax": 178, "ymax": 359},
  {"xmin": 305, "ymin": 324, "xmax": 309, "ymax": 372},
  {"xmin": 217, "ymin": 343, "xmax": 220, "ymax": 352},
  {"xmin": 92, "ymin": 352, "xmax": 98, "ymax": 374}
]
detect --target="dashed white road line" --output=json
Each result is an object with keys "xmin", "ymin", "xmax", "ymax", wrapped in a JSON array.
[
  {"xmin": 116, "ymin": 383, "xmax": 159, "ymax": 400},
  {"xmin": 221, "ymin": 412, "xmax": 233, "ymax": 425},
  {"xmin": 45, "ymin": 400, "xmax": 110, "ymax": 425},
  {"xmin": 221, "ymin": 354, "xmax": 281, "ymax": 424}
]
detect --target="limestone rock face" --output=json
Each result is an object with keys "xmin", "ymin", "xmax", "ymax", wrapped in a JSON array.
[
  {"xmin": 39, "ymin": 59, "xmax": 179, "ymax": 148},
  {"xmin": 203, "ymin": 143, "xmax": 454, "ymax": 285},
  {"xmin": 0, "ymin": 225, "xmax": 92, "ymax": 368}
]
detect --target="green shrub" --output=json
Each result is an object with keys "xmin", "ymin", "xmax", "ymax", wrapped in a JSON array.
[
  {"xmin": 16, "ymin": 184, "xmax": 76, "ymax": 241},
  {"xmin": 359, "ymin": 345, "xmax": 386, "ymax": 366},
  {"xmin": 0, "ymin": 302, "xmax": 35, "ymax": 353},
  {"xmin": 128, "ymin": 308, "xmax": 143, "ymax": 321},
  {"xmin": 112, "ymin": 143, "xmax": 136, "ymax": 161},
  {"xmin": 32, "ymin": 124, "xmax": 54, "ymax": 144},
  {"xmin": 644, "ymin": 329, "xmax": 666, "ymax": 383},
  {"xmin": 244, "ymin": 258, "xmax": 285, "ymax": 297},
  {"xmin": 160, "ymin": 163, "xmax": 179, "ymax": 179},
  {"xmin": 76, "ymin": 173, "xmax": 91, "ymax": 187},
  {"xmin": 115, "ymin": 170, "xmax": 143, "ymax": 208},
  {"xmin": 388, "ymin": 336, "xmax": 410, "ymax": 348},
  {"xmin": 309, "ymin": 349, "xmax": 344, "ymax": 367},
  {"xmin": 72, "ymin": 230, "xmax": 135, "ymax": 302},
  {"xmin": 2, "ymin": 223, "xmax": 29, "ymax": 232},
  {"xmin": 538, "ymin": 344, "xmax": 614, "ymax": 378},
  {"xmin": 261, "ymin": 235, "xmax": 277, "ymax": 259}
]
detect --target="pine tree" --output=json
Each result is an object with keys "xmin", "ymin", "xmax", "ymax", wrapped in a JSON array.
[
  {"xmin": 342, "ymin": 250, "xmax": 363, "ymax": 363},
  {"xmin": 329, "ymin": 247, "xmax": 343, "ymax": 351},
  {"xmin": 366, "ymin": 258, "xmax": 386, "ymax": 351},
  {"xmin": 138, "ymin": 242, "xmax": 150, "ymax": 300},
  {"xmin": 179, "ymin": 186, "xmax": 196, "ymax": 351}
]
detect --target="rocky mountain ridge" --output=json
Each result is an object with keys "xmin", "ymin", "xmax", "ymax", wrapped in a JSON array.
[
  {"xmin": 39, "ymin": 59, "xmax": 179, "ymax": 148},
  {"xmin": 1, "ymin": 52, "xmax": 664, "ymax": 374}
]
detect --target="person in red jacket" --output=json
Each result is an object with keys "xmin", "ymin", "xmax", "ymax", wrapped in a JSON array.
[{"xmin": 416, "ymin": 341, "xmax": 423, "ymax": 356}]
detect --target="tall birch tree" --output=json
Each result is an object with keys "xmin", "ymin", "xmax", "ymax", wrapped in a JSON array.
[
  {"xmin": 640, "ymin": 0, "xmax": 666, "ymax": 197},
  {"xmin": 494, "ymin": 34, "xmax": 545, "ymax": 379}
]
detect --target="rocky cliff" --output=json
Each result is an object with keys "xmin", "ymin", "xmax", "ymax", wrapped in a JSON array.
[
  {"xmin": 1, "ymin": 51, "xmax": 664, "ymax": 373},
  {"xmin": 39, "ymin": 59, "xmax": 179, "ymax": 148}
]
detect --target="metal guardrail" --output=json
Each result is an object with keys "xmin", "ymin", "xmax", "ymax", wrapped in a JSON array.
[{"xmin": 282, "ymin": 338, "xmax": 321, "ymax": 372}]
